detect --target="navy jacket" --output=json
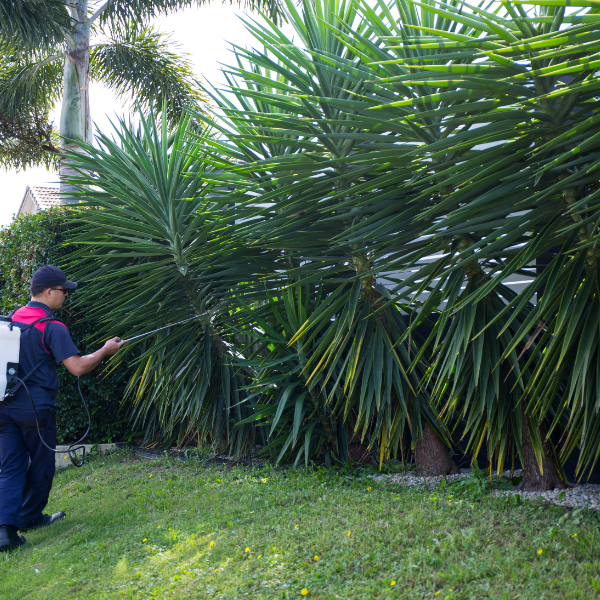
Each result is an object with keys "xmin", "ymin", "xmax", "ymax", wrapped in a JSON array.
[{"xmin": 7, "ymin": 301, "xmax": 79, "ymax": 410}]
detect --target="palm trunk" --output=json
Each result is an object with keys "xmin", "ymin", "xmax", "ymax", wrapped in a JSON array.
[
  {"xmin": 59, "ymin": 0, "xmax": 91, "ymax": 202},
  {"xmin": 404, "ymin": 396, "xmax": 458, "ymax": 476},
  {"xmin": 415, "ymin": 420, "xmax": 459, "ymax": 476},
  {"xmin": 520, "ymin": 404, "xmax": 566, "ymax": 492}
]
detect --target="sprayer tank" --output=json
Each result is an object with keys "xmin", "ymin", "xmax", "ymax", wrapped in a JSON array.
[{"xmin": 0, "ymin": 318, "xmax": 21, "ymax": 398}]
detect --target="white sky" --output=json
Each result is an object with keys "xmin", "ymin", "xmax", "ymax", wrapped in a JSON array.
[{"xmin": 0, "ymin": 4, "xmax": 287, "ymax": 226}]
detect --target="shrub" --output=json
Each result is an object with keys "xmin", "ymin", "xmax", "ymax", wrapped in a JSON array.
[{"xmin": 0, "ymin": 208, "xmax": 131, "ymax": 443}]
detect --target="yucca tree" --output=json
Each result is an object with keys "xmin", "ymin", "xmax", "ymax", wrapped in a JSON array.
[
  {"xmin": 234, "ymin": 284, "xmax": 354, "ymax": 468},
  {"xmin": 331, "ymin": 0, "xmax": 600, "ymax": 488},
  {"xmin": 191, "ymin": 0, "xmax": 459, "ymax": 472},
  {"xmin": 64, "ymin": 110, "xmax": 277, "ymax": 452},
  {"xmin": 211, "ymin": 0, "xmax": 600, "ymax": 482},
  {"xmin": 0, "ymin": 0, "xmax": 283, "ymax": 184}
]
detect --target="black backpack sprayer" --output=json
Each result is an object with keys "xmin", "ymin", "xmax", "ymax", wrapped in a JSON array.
[{"xmin": 0, "ymin": 314, "xmax": 202, "ymax": 467}]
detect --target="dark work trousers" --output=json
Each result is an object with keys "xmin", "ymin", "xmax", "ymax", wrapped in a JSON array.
[{"xmin": 0, "ymin": 406, "xmax": 56, "ymax": 530}]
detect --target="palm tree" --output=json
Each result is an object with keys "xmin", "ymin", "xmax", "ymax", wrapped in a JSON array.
[
  {"xmin": 65, "ymin": 110, "xmax": 276, "ymax": 451},
  {"xmin": 337, "ymin": 0, "xmax": 600, "ymax": 488},
  {"xmin": 0, "ymin": 0, "xmax": 68, "ymax": 169},
  {"xmin": 177, "ymin": 0, "xmax": 457, "ymax": 472},
  {"xmin": 0, "ymin": 0, "xmax": 282, "ymax": 193},
  {"xmin": 63, "ymin": 0, "xmax": 600, "ymax": 485}
]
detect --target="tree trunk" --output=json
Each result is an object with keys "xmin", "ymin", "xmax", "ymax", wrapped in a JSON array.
[
  {"xmin": 414, "ymin": 420, "xmax": 459, "ymax": 476},
  {"xmin": 347, "ymin": 434, "xmax": 372, "ymax": 464},
  {"xmin": 59, "ymin": 0, "xmax": 91, "ymax": 202},
  {"xmin": 520, "ymin": 405, "xmax": 566, "ymax": 492}
]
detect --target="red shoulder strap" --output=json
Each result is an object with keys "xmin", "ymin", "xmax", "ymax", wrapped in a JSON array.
[
  {"xmin": 11, "ymin": 306, "xmax": 68, "ymax": 356},
  {"xmin": 11, "ymin": 306, "xmax": 67, "ymax": 332}
]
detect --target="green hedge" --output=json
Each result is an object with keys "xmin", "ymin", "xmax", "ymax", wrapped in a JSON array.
[{"xmin": 0, "ymin": 208, "xmax": 132, "ymax": 443}]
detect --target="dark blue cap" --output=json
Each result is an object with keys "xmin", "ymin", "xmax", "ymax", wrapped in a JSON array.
[{"xmin": 31, "ymin": 265, "xmax": 77, "ymax": 290}]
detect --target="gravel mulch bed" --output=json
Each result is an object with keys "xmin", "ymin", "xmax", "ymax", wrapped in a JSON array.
[
  {"xmin": 368, "ymin": 468, "xmax": 600, "ymax": 510},
  {"xmin": 492, "ymin": 480, "xmax": 600, "ymax": 510}
]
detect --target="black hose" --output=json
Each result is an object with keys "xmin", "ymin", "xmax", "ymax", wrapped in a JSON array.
[{"xmin": 14, "ymin": 376, "xmax": 91, "ymax": 468}]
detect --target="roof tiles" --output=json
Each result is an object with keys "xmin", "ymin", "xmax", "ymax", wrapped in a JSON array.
[{"xmin": 29, "ymin": 186, "xmax": 61, "ymax": 209}]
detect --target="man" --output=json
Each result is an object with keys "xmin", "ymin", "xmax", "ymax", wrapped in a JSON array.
[{"xmin": 0, "ymin": 265, "xmax": 126, "ymax": 552}]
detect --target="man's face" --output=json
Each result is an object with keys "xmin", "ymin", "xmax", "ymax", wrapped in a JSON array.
[{"xmin": 43, "ymin": 287, "xmax": 69, "ymax": 310}]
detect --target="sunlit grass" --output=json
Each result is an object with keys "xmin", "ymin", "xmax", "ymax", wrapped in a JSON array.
[{"xmin": 0, "ymin": 450, "xmax": 598, "ymax": 600}]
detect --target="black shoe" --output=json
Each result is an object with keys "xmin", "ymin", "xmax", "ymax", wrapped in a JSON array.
[
  {"xmin": 20, "ymin": 511, "xmax": 66, "ymax": 533},
  {"xmin": 0, "ymin": 525, "xmax": 26, "ymax": 552}
]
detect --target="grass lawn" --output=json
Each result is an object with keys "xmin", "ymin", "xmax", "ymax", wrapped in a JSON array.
[{"xmin": 1, "ymin": 450, "xmax": 599, "ymax": 600}]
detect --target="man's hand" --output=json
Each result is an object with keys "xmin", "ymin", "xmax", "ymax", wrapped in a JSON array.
[
  {"xmin": 102, "ymin": 337, "xmax": 127, "ymax": 356},
  {"xmin": 63, "ymin": 337, "xmax": 128, "ymax": 377}
]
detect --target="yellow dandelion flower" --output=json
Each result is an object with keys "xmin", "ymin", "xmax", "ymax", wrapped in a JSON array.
[
  {"xmin": 210, "ymin": 541, "xmax": 215, "ymax": 546},
  {"xmin": 245, "ymin": 547, "xmax": 250, "ymax": 552},
  {"xmin": 572, "ymin": 533, "xmax": 577, "ymax": 538},
  {"xmin": 149, "ymin": 474, "xmax": 152, "ymax": 478},
  {"xmin": 143, "ymin": 538, "xmax": 147, "ymax": 542},
  {"xmin": 391, "ymin": 580, "xmax": 396, "ymax": 586},
  {"xmin": 435, "ymin": 592, "xmax": 441, "ymax": 596},
  {"xmin": 262, "ymin": 479, "xmax": 267, "ymax": 483},
  {"xmin": 537, "ymin": 549, "xmax": 543, "ymax": 555},
  {"xmin": 301, "ymin": 589, "xmax": 309, "ymax": 596},
  {"xmin": 314, "ymin": 555, "xmax": 319, "ymax": 561},
  {"xmin": 64, "ymin": 456, "xmax": 68, "ymax": 459},
  {"xmin": 158, "ymin": 525, "xmax": 161, "ymax": 528},
  {"xmin": 257, "ymin": 555, "xmax": 262, "ymax": 559},
  {"xmin": 295, "ymin": 525, "xmax": 299, "ymax": 529},
  {"xmin": 367, "ymin": 487, "xmax": 372, "ymax": 491},
  {"xmin": 347, "ymin": 531, "xmax": 351, "ymax": 537}
]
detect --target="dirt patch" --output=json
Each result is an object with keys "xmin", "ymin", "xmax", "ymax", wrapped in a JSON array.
[{"xmin": 68, "ymin": 585, "xmax": 83, "ymax": 594}]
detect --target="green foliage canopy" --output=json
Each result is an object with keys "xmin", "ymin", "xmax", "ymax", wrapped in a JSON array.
[
  {"xmin": 60, "ymin": 0, "xmax": 600, "ymax": 481},
  {"xmin": 0, "ymin": 0, "xmax": 216, "ymax": 170}
]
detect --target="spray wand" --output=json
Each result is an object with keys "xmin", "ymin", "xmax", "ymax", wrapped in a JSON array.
[{"xmin": 123, "ymin": 315, "xmax": 205, "ymax": 342}]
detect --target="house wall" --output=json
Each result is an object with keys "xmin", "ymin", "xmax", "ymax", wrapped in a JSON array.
[{"xmin": 19, "ymin": 192, "xmax": 38, "ymax": 216}]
